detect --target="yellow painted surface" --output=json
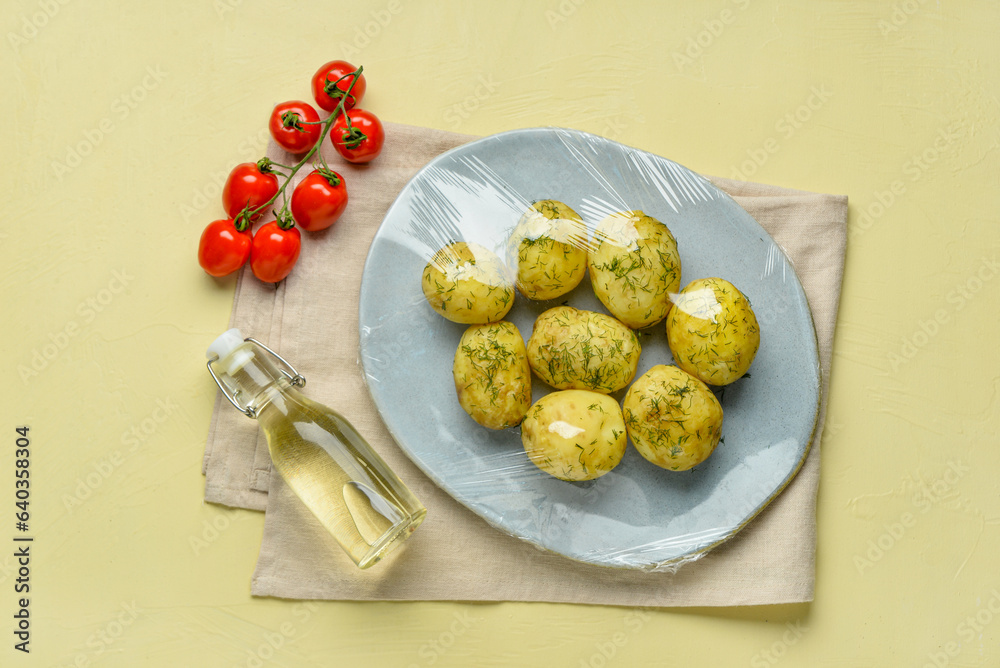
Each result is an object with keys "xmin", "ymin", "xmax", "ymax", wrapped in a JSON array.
[{"xmin": 2, "ymin": 1, "xmax": 998, "ymax": 665}]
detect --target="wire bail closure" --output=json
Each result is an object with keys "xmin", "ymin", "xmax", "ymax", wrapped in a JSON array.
[{"xmin": 206, "ymin": 337, "xmax": 307, "ymax": 418}]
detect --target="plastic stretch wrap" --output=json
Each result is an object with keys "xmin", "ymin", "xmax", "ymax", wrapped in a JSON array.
[{"xmin": 358, "ymin": 128, "xmax": 820, "ymax": 572}]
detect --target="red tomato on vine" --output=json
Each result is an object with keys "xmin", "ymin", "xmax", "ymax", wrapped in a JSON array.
[
  {"xmin": 330, "ymin": 109, "xmax": 385, "ymax": 164},
  {"xmin": 290, "ymin": 168, "xmax": 348, "ymax": 232},
  {"xmin": 250, "ymin": 220, "xmax": 301, "ymax": 283},
  {"xmin": 222, "ymin": 161, "xmax": 279, "ymax": 222},
  {"xmin": 269, "ymin": 101, "xmax": 322, "ymax": 154},
  {"xmin": 311, "ymin": 60, "xmax": 366, "ymax": 112},
  {"xmin": 198, "ymin": 219, "xmax": 251, "ymax": 277}
]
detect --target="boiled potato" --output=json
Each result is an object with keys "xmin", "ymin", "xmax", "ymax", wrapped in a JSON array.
[
  {"xmin": 587, "ymin": 210, "xmax": 681, "ymax": 329},
  {"xmin": 453, "ymin": 322, "xmax": 531, "ymax": 430},
  {"xmin": 622, "ymin": 365, "xmax": 723, "ymax": 471},
  {"xmin": 521, "ymin": 390, "xmax": 627, "ymax": 481},
  {"xmin": 421, "ymin": 241, "xmax": 515, "ymax": 324},
  {"xmin": 507, "ymin": 200, "xmax": 589, "ymax": 300},
  {"xmin": 666, "ymin": 277, "xmax": 760, "ymax": 386},
  {"xmin": 526, "ymin": 305, "xmax": 641, "ymax": 394}
]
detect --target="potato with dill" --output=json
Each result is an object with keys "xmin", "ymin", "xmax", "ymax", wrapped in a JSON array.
[
  {"xmin": 521, "ymin": 390, "xmax": 627, "ymax": 481},
  {"xmin": 588, "ymin": 210, "xmax": 681, "ymax": 329},
  {"xmin": 666, "ymin": 277, "xmax": 760, "ymax": 386},
  {"xmin": 507, "ymin": 199, "xmax": 589, "ymax": 300},
  {"xmin": 421, "ymin": 241, "xmax": 515, "ymax": 324},
  {"xmin": 623, "ymin": 365, "xmax": 723, "ymax": 471},
  {"xmin": 526, "ymin": 305, "xmax": 641, "ymax": 394},
  {"xmin": 453, "ymin": 322, "xmax": 532, "ymax": 430}
]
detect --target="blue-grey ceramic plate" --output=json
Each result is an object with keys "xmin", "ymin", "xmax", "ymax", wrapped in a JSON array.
[{"xmin": 359, "ymin": 127, "xmax": 820, "ymax": 570}]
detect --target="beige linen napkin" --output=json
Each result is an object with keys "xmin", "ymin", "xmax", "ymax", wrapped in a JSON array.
[{"xmin": 202, "ymin": 122, "xmax": 847, "ymax": 607}]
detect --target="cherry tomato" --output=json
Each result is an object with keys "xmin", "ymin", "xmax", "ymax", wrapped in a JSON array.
[
  {"xmin": 222, "ymin": 161, "xmax": 279, "ymax": 222},
  {"xmin": 290, "ymin": 168, "xmax": 349, "ymax": 232},
  {"xmin": 311, "ymin": 60, "xmax": 366, "ymax": 112},
  {"xmin": 268, "ymin": 101, "xmax": 322, "ymax": 154},
  {"xmin": 330, "ymin": 109, "xmax": 385, "ymax": 164},
  {"xmin": 198, "ymin": 219, "xmax": 251, "ymax": 277},
  {"xmin": 250, "ymin": 222, "xmax": 301, "ymax": 283}
]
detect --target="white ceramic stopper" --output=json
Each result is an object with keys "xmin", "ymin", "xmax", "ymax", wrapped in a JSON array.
[{"xmin": 206, "ymin": 328, "xmax": 246, "ymax": 361}]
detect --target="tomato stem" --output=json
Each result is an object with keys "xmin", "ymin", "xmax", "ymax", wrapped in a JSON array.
[
  {"xmin": 316, "ymin": 166, "xmax": 342, "ymax": 187},
  {"xmin": 245, "ymin": 66, "xmax": 364, "ymax": 224},
  {"xmin": 322, "ymin": 67, "xmax": 364, "ymax": 108},
  {"xmin": 275, "ymin": 209, "xmax": 296, "ymax": 231},
  {"xmin": 256, "ymin": 157, "xmax": 276, "ymax": 174},
  {"xmin": 342, "ymin": 127, "xmax": 367, "ymax": 149},
  {"xmin": 324, "ymin": 68, "xmax": 363, "ymax": 137},
  {"xmin": 233, "ymin": 211, "xmax": 252, "ymax": 233},
  {"xmin": 280, "ymin": 111, "xmax": 306, "ymax": 132}
]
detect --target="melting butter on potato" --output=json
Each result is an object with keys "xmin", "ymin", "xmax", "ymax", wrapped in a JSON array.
[
  {"xmin": 623, "ymin": 365, "xmax": 723, "ymax": 471},
  {"xmin": 521, "ymin": 390, "xmax": 627, "ymax": 481},
  {"xmin": 453, "ymin": 322, "xmax": 532, "ymax": 430},
  {"xmin": 527, "ymin": 305, "xmax": 641, "ymax": 394},
  {"xmin": 421, "ymin": 241, "xmax": 515, "ymax": 324},
  {"xmin": 507, "ymin": 200, "xmax": 590, "ymax": 301},
  {"xmin": 588, "ymin": 210, "xmax": 681, "ymax": 329},
  {"xmin": 666, "ymin": 277, "xmax": 760, "ymax": 386}
]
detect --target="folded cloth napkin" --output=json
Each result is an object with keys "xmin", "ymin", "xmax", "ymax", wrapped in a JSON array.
[{"xmin": 202, "ymin": 122, "xmax": 847, "ymax": 607}]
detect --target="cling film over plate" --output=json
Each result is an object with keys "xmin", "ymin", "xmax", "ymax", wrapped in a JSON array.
[{"xmin": 358, "ymin": 127, "xmax": 821, "ymax": 572}]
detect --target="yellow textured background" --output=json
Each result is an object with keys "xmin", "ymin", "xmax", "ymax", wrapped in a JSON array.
[{"xmin": 2, "ymin": 1, "xmax": 998, "ymax": 665}]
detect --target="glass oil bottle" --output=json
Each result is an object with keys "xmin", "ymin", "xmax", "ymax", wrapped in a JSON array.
[{"xmin": 207, "ymin": 329, "xmax": 426, "ymax": 569}]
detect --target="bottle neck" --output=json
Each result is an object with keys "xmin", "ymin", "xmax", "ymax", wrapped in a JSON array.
[{"xmin": 214, "ymin": 341, "xmax": 294, "ymax": 418}]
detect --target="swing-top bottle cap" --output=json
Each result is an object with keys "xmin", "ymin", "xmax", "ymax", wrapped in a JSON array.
[{"xmin": 207, "ymin": 328, "xmax": 246, "ymax": 361}]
